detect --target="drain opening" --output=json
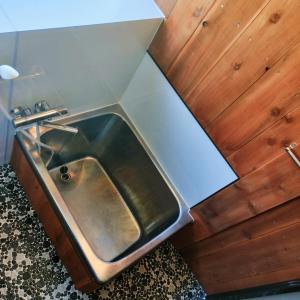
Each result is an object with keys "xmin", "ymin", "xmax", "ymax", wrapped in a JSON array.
[
  {"xmin": 60, "ymin": 166, "xmax": 68, "ymax": 174},
  {"xmin": 59, "ymin": 166, "xmax": 71, "ymax": 182},
  {"xmin": 61, "ymin": 172, "xmax": 71, "ymax": 182}
]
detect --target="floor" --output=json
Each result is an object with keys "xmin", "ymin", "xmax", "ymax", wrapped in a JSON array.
[{"xmin": 0, "ymin": 164, "xmax": 206, "ymax": 300}]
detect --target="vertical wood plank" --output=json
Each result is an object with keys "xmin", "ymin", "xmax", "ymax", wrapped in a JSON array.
[
  {"xmin": 149, "ymin": 0, "xmax": 215, "ymax": 73},
  {"xmin": 180, "ymin": 198, "xmax": 300, "ymax": 294},
  {"xmin": 208, "ymin": 40, "xmax": 300, "ymax": 157},
  {"xmin": 167, "ymin": 0, "xmax": 269, "ymax": 99},
  {"xmin": 228, "ymin": 106, "xmax": 300, "ymax": 177},
  {"xmin": 186, "ymin": 0, "xmax": 300, "ymax": 128},
  {"xmin": 182, "ymin": 197, "xmax": 300, "ymax": 259},
  {"xmin": 152, "ymin": 0, "xmax": 300, "ymax": 294},
  {"xmin": 195, "ymin": 147, "xmax": 300, "ymax": 233},
  {"xmin": 190, "ymin": 223, "xmax": 300, "ymax": 294}
]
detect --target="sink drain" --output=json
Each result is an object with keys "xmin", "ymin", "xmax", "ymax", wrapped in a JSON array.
[
  {"xmin": 60, "ymin": 166, "xmax": 68, "ymax": 174},
  {"xmin": 60, "ymin": 165, "xmax": 71, "ymax": 183},
  {"xmin": 61, "ymin": 172, "xmax": 71, "ymax": 182}
]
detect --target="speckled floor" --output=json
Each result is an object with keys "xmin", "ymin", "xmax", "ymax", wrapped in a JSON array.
[{"xmin": 0, "ymin": 164, "xmax": 206, "ymax": 300}]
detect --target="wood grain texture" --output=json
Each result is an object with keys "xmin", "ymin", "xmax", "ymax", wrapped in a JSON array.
[
  {"xmin": 11, "ymin": 140, "xmax": 98, "ymax": 292},
  {"xmin": 152, "ymin": 0, "xmax": 300, "ymax": 294},
  {"xmin": 183, "ymin": 197, "xmax": 300, "ymax": 259},
  {"xmin": 167, "ymin": 0, "xmax": 269, "ymax": 100},
  {"xmin": 196, "ymin": 145, "xmax": 300, "ymax": 234},
  {"xmin": 208, "ymin": 40, "xmax": 300, "ymax": 156},
  {"xmin": 149, "ymin": 0, "xmax": 215, "ymax": 73},
  {"xmin": 154, "ymin": 0, "xmax": 177, "ymax": 17},
  {"xmin": 187, "ymin": 0, "xmax": 300, "ymax": 128},
  {"xmin": 228, "ymin": 106, "xmax": 300, "ymax": 177},
  {"xmin": 171, "ymin": 143, "xmax": 300, "ymax": 250},
  {"xmin": 181, "ymin": 197, "xmax": 300, "ymax": 294}
]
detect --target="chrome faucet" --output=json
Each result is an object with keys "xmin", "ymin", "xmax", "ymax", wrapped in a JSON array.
[
  {"xmin": 40, "ymin": 121, "xmax": 78, "ymax": 134},
  {"xmin": 11, "ymin": 101, "xmax": 78, "ymax": 134},
  {"xmin": 11, "ymin": 101, "xmax": 79, "ymax": 167}
]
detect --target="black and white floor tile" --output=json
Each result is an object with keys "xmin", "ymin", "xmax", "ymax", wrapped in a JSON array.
[{"xmin": 0, "ymin": 164, "xmax": 206, "ymax": 300}]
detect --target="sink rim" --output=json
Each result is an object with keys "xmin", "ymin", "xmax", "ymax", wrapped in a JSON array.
[{"xmin": 16, "ymin": 103, "xmax": 193, "ymax": 283}]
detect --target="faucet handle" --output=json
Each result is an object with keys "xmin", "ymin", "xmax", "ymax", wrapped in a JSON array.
[
  {"xmin": 34, "ymin": 100, "xmax": 51, "ymax": 113},
  {"xmin": 11, "ymin": 106, "xmax": 32, "ymax": 118}
]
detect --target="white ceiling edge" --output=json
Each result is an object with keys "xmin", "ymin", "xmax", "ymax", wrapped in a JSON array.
[{"xmin": 0, "ymin": 0, "xmax": 163, "ymax": 33}]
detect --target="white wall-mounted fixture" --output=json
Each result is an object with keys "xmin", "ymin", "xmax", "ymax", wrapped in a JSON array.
[{"xmin": 0, "ymin": 65, "xmax": 19, "ymax": 80}]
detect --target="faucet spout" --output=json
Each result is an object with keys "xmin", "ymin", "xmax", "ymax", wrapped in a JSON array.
[
  {"xmin": 11, "ymin": 102, "xmax": 78, "ymax": 168},
  {"xmin": 41, "ymin": 121, "xmax": 79, "ymax": 134}
]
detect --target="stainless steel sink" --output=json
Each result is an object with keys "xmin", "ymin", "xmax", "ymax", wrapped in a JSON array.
[
  {"xmin": 16, "ymin": 104, "xmax": 192, "ymax": 283},
  {"xmin": 49, "ymin": 156, "xmax": 141, "ymax": 262}
]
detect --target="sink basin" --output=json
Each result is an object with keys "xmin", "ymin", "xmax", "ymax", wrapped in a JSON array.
[
  {"xmin": 49, "ymin": 156, "xmax": 141, "ymax": 262},
  {"xmin": 16, "ymin": 104, "xmax": 192, "ymax": 283}
]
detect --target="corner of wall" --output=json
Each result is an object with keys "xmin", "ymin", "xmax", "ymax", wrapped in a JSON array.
[{"xmin": 119, "ymin": 54, "xmax": 237, "ymax": 208}]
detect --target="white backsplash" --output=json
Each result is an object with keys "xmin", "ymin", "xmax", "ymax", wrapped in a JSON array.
[
  {"xmin": 11, "ymin": 19, "xmax": 161, "ymax": 111},
  {"xmin": 0, "ymin": 0, "xmax": 163, "ymax": 163},
  {"xmin": 120, "ymin": 54, "xmax": 237, "ymax": 207}
]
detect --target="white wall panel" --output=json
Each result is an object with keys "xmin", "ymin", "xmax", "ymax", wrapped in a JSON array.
[
  {"xmin": 0, "ymin": 1, "xmax": 162, "ymax": 164},
  {"xmin": 10, "ymin": 19, "xmax": 161, "ymax": 113},
  {"xmin": 120, "ymin": 54, "xmax": 237, "ymax": 208}
]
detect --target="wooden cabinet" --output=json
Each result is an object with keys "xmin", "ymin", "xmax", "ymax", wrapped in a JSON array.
[
  {"xmin": 182, "ymin": 197, "xmax": 300, "ymax": 295},
  {"xmin": 152, "ymin": 0, "xmax": 300, "ymax": 295}
]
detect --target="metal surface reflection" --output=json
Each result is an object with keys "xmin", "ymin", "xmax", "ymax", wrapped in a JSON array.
[{"xmin": 17, "ymin": 104, "xmax": 192, "ymax": 283}]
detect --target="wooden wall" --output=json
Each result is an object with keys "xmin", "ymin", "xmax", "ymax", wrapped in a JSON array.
[
  {"xmin": 182, "ymin": 197, "xmax": 300, "ymax": 294},
  {"xmin": 150, "ymin": 0, "xmax": 300, "ymax": 295}
]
